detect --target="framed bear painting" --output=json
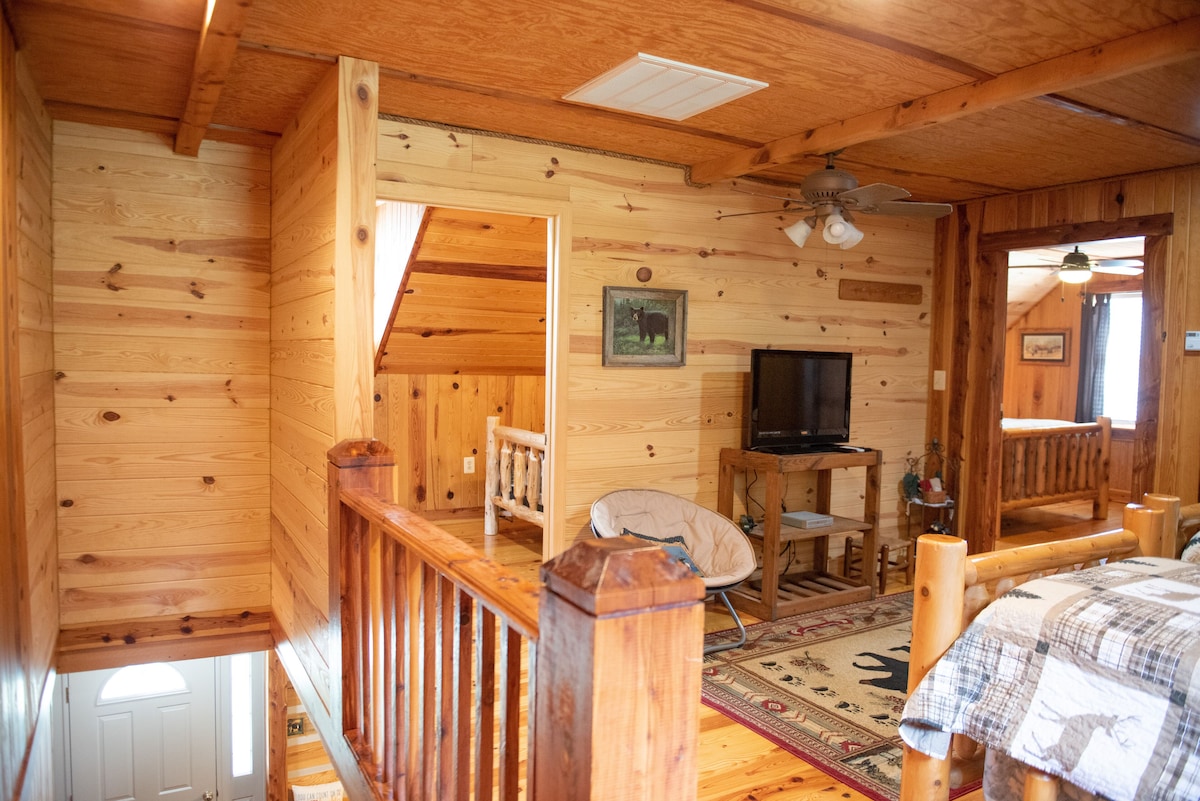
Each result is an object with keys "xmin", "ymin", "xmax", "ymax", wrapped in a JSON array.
[{"xmin": 602, "ymin": 286, "xmax": 687, "ymax": 367}]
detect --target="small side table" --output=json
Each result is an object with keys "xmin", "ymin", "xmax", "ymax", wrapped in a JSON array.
[{"xmin": 905, "ymin": 496, "xmax": 955, "ymax": 538}]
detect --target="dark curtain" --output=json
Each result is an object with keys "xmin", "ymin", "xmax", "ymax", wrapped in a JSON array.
[{"xmin": 1076, "ymin": 293, "xmax": 1111, "ymax": 422}]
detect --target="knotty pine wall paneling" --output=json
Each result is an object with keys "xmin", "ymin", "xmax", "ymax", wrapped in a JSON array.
[
  {"xmin": 0, "ymin": 20, "xmax": 52, "ymax": 801},
  {"xmin": 1002, "ymin": 284, "xmax": 1083, "ymax": 420},
  {"xmin": 376, "ymin": 372, "xmax": 545, "ymax": 512},
  {"xmin": 15, "ymin": 47, "xmax": 56, "ymax": 691},
  {"xmin": 270, "ymin": 56, "xmax": 377, "ymax": 722},
  {"xmin": 51, "ymin": 121, "xmax": 272, "ymax": 630},
  {"xmin": 375, "ymin": 118, "xmax": 938, "ymax": 560}
]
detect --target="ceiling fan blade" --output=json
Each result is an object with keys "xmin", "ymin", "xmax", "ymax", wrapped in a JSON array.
[
  {"xmin": 857, "ymin": 200, "xmax": 954, "ymax": 218},
  {"xmin": 1091, "ymin": 259, "xmax": 1144, "ymax": 276},
  {"xmin": 838, "ymin": 182, "xmax": 910, "ymax": 208},
  {"xmin": 715, "ymin": 206, "xmax": 810, "ymax": 220}
]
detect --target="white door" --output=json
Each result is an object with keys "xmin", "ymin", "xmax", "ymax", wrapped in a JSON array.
[{"xmin": 67, "ymin": 658, "xmax": 217, "ymax": 801}]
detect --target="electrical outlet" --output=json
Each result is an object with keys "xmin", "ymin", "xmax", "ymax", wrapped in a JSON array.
[{"xmin": 463, "ymin": 456, "xmax": 475, "ymax": 474}]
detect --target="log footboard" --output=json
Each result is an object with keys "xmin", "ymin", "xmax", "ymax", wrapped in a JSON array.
[
  {"xmin": 484, "ymin": 415, "xmax": 546, "ymax": 535},
  {"xmin": 1000, "ymin": 416, "xmax": 1111, "ymax": 519},
  {"xmin": 899, "ymin": 494, "xmax": 1177, "ymax": 801}
]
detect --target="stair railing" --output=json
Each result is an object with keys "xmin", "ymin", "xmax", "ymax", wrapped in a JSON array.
[{"xmin": 327, "ymin": 439, "xmax": 705, "ymax": 801}]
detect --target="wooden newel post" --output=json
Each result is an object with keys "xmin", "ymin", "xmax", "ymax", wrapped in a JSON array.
[
  {"xmin": 899, "ymin": 533, "xmax": 966, "ymax": 801},
  {"xmin": 534, "ymin": 537, "xmax": 707, "ymax": 801},
  {"xmin": 327, "ymin": 440, "xmax": 395, "ymax": 745}
]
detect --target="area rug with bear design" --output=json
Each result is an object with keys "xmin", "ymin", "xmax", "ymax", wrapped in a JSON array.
[{"xmin": 701, "ymin": 592, "xmax": 977, "ymax": 801}]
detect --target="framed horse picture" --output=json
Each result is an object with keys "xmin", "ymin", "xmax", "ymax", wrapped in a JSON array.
[{"xmin": 602, "ymin": 286, "xmax": 687, "ymax": 367}]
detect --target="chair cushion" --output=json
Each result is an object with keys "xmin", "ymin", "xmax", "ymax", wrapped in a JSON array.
[{"xmin": 590, "ymin": 489, "xmax": 756, "ymax": 589}]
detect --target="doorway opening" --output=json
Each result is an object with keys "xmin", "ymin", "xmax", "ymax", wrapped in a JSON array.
[
  {"xmin": 54, "ymin": 652, "xmax": 267, "ymax": 801},
  {"xmin": 1004, "ymin": 236, "xmax": 1146, "ymax": 505},
  {"xmin": 371, "ymin": 198, "xmax": 558, "ymax": 567}
]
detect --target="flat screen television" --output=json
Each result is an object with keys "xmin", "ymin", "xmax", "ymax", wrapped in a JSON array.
[{"xmin": 746, "ymin": 349, "xmax": 853, "ymax": 453}]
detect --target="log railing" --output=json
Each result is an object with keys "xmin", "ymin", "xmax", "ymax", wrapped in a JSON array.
[
  {"xmin": 485, "ymin": 416, "xmax": 546, "ymax": 536},
  {"xmin": 328, "ymin": 440, "xmax": 705, "ymax": 801}
]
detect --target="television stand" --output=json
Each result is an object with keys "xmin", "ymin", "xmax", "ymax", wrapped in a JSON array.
[{"xmin": 717, "ymin": 447, "xmax": 881, "ymax": 620}]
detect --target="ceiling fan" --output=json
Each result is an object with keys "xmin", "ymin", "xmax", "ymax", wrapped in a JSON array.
[
  {"xmin": 716, "ymin": 153, "xmax": 954, "ymax": 249},
  {"xmin": 1015, "ymin": 245, "xmax": 1144, "ymax": 284}
]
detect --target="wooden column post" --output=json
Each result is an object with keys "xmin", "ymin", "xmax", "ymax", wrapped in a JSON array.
[
  {"xmin": 327, "ymin": 440, "xmax": 395, "ymax": 740},
  {"xmin": 899, "ymin": 534, "xmax": 966, "ymax": 801},
  {"xmin": 534, "ymin": 537, "xmax": 706, "ymax": 801}
]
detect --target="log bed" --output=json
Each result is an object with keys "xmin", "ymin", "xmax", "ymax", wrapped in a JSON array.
[
  {"xmin": 1000, "ymin": 416, "xmax": 1111, "ymax": 519},
  {"xmin": 898, "ymin": 493, "xmax": 1183, "ymax": 801},
  {"xmin": 483, "ymin": 415, "xmax": 546, "ymax": 535}
]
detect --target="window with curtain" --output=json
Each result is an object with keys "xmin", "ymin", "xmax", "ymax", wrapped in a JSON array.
[{"xmin": 1100, "ymin": 292, "xmax": 1142, "ymax": 426}]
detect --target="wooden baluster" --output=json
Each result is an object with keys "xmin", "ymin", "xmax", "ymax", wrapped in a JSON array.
[
  {"xmin": 381, "ymin": 538, "xmax": 398, "ymax": 787},
  {"xmin": 474, "ymin": 607, "xmax": 496, "ymax": 801},
  {"xmin": 452, "ymin": 589, "xmax": 473, "ymax": 801},
  {"xmin": 498, "ymin": 626, "xmax": 522, "ymax": 800},
  {"xmin": 527, "ymin": 448, "xmax": 542, "ymax": 514},
  {"xmin": 499, "ymin": 441, "xmax": 513, "ymax": 501},
  {"xmin": 1013, "ymin": 439, "xmax": 1027, "ymax": 500},
  {"xmin": 512, "ymin": 446, "xmax": 527, "ymax": 508},
  {"xmin": 422, "ymin": 564, "xmax": 438, "ymax": 801},
  {"xmin": 1001, "ymin": 437, "xmax": 1014, "ymax": 502},
  {"xmin": 534, "ymin": 538, "xmax": 706, "ymax": 801},
  {"xmin": 403, "ymin": 548, "xmax": 423, "ymax": 801},
  {"xmin": 437, "ymin": 575, "xmax": 457, "ymax": 799},
  {"xmin": 485, "ymin": 416, "xmax": 500, "ymax": 535},
  {"xmin": 1034, "ymin": 437, "xmax": 1047, "ymax": 499},
  {"xmin": 369, "ymin": 523, "xmax": 383, "ymax": 772},
  {"xmin": 1054, "ymin": 434, "xmax": 1068, "ymax": 496},
  {"xmin": 1068, "ymin": 434, "xmax": 1078, "ymax": 494}
]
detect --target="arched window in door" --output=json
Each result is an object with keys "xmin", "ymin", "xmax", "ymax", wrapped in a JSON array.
[{"xmin": 98, "ymin": 662, "xmax": 188, "ymax": 703}]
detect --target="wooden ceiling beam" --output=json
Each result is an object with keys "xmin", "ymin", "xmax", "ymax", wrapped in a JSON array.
[
  {"xmin": 411, "ymin": 260, "xmax": 547, "ymax": 282},
  {"xmin": 689, "ymin": 16, "xmax": 1200, "ymax": 185},
  {"xmin": 174, "ymin": 0, "xmax": 254, "ymax": 156}
]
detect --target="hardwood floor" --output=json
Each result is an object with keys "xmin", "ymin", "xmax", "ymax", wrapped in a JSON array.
[{"xmin": 433, "ymin": 501, "xmax": 1126, "ymax": 801}]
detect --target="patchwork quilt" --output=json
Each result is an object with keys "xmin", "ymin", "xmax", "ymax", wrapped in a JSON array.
[{"xmin": 899, "ymin": 557, "xmax": 1200, "ymax": 801}]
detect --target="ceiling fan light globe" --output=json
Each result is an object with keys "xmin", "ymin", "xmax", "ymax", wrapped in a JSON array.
[
  {"xmin": 1058, "ymin": 266, "xmax": 1092, "ymax": 284},
  {"xmin": 783, "ymin": 217, "xmax": 815, "ymax": 247},
  {"xmin": 838, "ymin": 223, "xmax": 864, "ymax": 249},
  {"xmin": 823, "ymin": 212, "xmax": 849, "ymax": 244}
]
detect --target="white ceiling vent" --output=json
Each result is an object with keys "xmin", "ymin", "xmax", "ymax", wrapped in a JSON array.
[{"xmin": 563, "ymin": 53, "xmax": 767, "ymax": 121}]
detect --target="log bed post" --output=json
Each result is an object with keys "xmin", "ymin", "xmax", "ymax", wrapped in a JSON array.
[
  {"xmin": 900, "ymin": 533, "xmax": 966, "ymax": 801},
  {"xmin": 1142, "ymin": 492, "xmax": 1181, "ymax": 557},
  {"xmin": 899, "ymin": 500, "xmax": 1175, "ymax": 801},
  {"xmin": 534, "ymin": 537, "xmax": 706, "ymax": 800}
]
